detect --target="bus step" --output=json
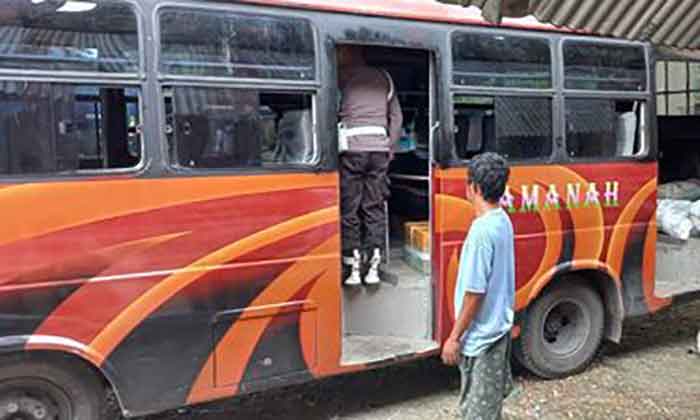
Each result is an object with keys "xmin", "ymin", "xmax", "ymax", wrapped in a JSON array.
[{"xmin": 341, "ymin": 335, "xmax": 438, "ymax": 366}]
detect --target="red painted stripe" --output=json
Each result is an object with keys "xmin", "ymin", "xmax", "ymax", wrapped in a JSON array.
[
  {"xmin": 31, "ymin": 221, "xmax": 338, "ymax": 351},
  {"xmin": 0, "ymin": 188, "xmax": 336, "ymax": 285}
]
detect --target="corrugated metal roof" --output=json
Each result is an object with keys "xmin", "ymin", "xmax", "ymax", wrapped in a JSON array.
[{"xmin": 454, "ymin": 0, "xmax": 700, "ymax": 49}]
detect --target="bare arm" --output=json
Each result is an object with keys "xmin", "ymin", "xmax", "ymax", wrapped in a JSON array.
[
  {"xmin": 450, "ymin": 292, "xmax": 484, "ymax": 342},
  {"xmin": 442, "ymin": 292, "xmax": 484, "ymax": 366}
]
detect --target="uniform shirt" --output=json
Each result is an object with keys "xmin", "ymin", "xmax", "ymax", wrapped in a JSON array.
[
  {"xmin": 454, "ymin": 207, "xmax": 515, "ymax": 357},
  {"xmin": 339, "ymin": 65, "xmax": 403, "ymax": 152}
]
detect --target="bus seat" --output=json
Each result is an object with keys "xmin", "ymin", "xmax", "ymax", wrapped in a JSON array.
[
  {"xmin": 9, "ymin": 110, "xmax": 53, "ymax": 174},
  {"xmin": 467, "ymin": 113, "xmax": 484, "ymax": 153},
  {"xmin": 175, "ymin": 115, "xmax": 209, "ymax": 167},
  {"xmin": 275, "ymin": 110, "xmax": 314, "ymax": 164},
  {"xmin": 230, "ymin": 117, "xmax": 262, "ymax": 167},
  {"xmin": 198, "ymin": 117, "xmax": 262, "ymax": 168}
]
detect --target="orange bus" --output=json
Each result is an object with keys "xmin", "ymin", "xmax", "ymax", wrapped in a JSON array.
[{"xmin": 0, "ymin": 0, "xmax": 689, "ymax": 418}]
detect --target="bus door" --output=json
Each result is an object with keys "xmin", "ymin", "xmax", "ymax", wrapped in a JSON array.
[{"xmin": 337, "ymin": 43, "xmax": 441, "ymax": 366}]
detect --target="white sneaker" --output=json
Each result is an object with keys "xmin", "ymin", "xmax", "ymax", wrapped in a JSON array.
[
  {"xmin": 343, "ymin": 249, "xmax": 362, "ymax": 286},
  {"xmin": 364, "ymin": 248, "xmax": 382, "ymax": 285}
]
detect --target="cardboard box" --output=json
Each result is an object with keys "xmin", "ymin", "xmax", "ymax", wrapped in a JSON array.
[
  {"xmin": 411, "ymin": 225, "xmax": 430, "ymax": 253},
  {"xmin": 404, "ymin": 221, "xmax": 428, "ymax": 243}
]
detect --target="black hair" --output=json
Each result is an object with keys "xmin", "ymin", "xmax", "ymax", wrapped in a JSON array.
[{"xmin": 466, "ymin": 153, "xmax": 510, "ymax": 204}]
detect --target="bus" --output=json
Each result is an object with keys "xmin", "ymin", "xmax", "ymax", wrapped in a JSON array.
[{"xmin": 0, "ymin": 0, "xmax": 691, "ymax": 418}]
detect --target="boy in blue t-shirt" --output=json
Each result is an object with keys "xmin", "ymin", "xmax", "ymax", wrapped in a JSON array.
[{"xmin": 441, "ymin": 153, "xmax": 515, "ymax": 420}]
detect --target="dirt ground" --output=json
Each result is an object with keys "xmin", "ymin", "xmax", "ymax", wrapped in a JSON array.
[{"xmin": 145, "ymin": 300, "xmax": 700, "ymax": 420}]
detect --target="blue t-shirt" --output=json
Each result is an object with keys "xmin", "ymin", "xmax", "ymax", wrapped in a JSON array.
[{"xmin": 454, "ymin": 207, "xmax": 515, "ymax": 357}]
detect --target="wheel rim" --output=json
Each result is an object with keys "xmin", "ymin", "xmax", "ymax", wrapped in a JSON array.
[
  {"xmin": 540, "ymin": 298, "xmax": 591, "ymax": 358},
  {"xmin": 0, "ymin": 379, "xmax": 72, "ymax": 420}
]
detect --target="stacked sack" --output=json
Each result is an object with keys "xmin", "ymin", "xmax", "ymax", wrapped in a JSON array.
[{"xmin": 657, "ymin": 179, "xmax": 700, "ymax": 241}]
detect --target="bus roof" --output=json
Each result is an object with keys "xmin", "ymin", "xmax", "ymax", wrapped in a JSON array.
[{"xmin": 230, "ymin": 0, "xmax": 565, "ymax": 33}]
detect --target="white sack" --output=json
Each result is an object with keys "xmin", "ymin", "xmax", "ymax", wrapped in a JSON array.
[
  {"xmin": 690, "ymin": 200, "xmax": 700, "ymax": 235},
  {"xmin": 657, "ymin": 199, "xmax": 693, "ymax": 241}
]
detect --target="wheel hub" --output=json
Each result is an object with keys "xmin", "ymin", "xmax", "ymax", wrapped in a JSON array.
[
  {"xmin": 541, "ymin": 300, "xmax": 589, "ymax": 356},
  {"xmin": 0, "ymin": 393, "xmax": 56, "ymax": 420},
  {"xmin": 544, "ymin": 309, "xmax": 572, "ymax": 340}
]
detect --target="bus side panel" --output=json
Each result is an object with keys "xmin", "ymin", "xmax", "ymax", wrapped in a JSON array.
[
  {"xmin": 434, "ymin": 162, "xmax": 662, "ymax": 343},
  {"xmin": 568, "ymin": 162, "xmax": 669, "ymax": 316},
  {"xmin": 0, "ymin": 173, "xmax": 342, "ymax": 416}
]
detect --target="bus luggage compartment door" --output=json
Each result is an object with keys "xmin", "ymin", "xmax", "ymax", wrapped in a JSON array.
[{"xmin": 212, "ymin": 301, "xmax": 318, "ymax": 390}]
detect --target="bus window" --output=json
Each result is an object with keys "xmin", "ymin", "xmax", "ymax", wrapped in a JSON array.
[
  {"xmin": 564, "ymin": 42, "xmax": 646, "ymax": 91},
  {"xmin": 452, "ymin": 32, "xmax": 551, "ymax": 89},
  {"xmin": 0, "ymin": 1, "xmax": 139, "ymax": 74},
  {"xmin": 0, "ymin": 82, "xmax": 141, "ymax": 175},
  {"xmin": 164, "ymin": 87, "xmax": 316, "ymax": 169},
  {"xmin": 453, "ymin": 95, "xmax": 552, "ymax": 161},
  {"xmin": 565, "ymin": 98, "xmax": 646, "ymax": 159},
  {"xmin": 159, "ymin": 8, "xmax": 315, "ymax": 81}
]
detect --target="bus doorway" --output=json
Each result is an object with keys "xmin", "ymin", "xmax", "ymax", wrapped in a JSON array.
[{"xmin": 337, "ymin": 46, "xmax": 439, "ymax": 365}]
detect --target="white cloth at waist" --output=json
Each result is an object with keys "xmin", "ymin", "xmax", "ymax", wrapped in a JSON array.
[{"xmin": 339, "ymin": 125, "xmax": 388, "ymax": 137}]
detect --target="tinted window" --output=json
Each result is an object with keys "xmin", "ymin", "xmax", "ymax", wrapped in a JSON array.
[
  {"xmin": 165, "ymin": 87, "xmax": 316, "ymax": 169},
  {"xmin": 159, "ymin": 9, "xmax": 315, "ymax": 80},
  {"xmin": 0, "ymin": 82, "xmax": 141, "ymax": 175},
  {"xmin": 0, "ymin": 1, "xmax": 138, "ymax": 73},
  {"xmin": 564, "ymin": 42, "xmax": 647, "ymax": 91},
  {"xmin": 565, "ymin": 99, "xmax": 646, "ymax": 158},
  {"xmin": 454, "ymin": 96, "xmax": 552, "ymax": 160},
  {"xmin": 452, "ymin": 32, "xmax": 551, "ymax": 89}
]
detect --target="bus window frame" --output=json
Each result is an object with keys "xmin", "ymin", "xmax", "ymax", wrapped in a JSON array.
[
  {"xmin": 0, "ymin": 0, "xmax": 148, "ymax": 182},
  {"xmin": 445, "ymin": 27, "xmax": 558, "ymax": 168},
  {"xmin": 0, "ymin": 77, "xmax": 148, "ymax": 183},
  {"xmin": 561, "ymin": 37, "xmax": 649, "ymax": 94},
  {"xmin": 450, "ymin": 28, "xmax": 555, "ymax": 91},
  {"xmin": 161, "ymin": 80, "xmax": 321, "ymax": 174},
  {"xmin": 153, "ymin": 2, "xmax": 325, "ymax": 176},
  {"xmin": 0, "ymin": 0, "xmax": 146, "ymax": 81},
  {"xmin": 155, "ymin": 4, "xmax": 318, "ymax": 84},
  {"xmin": 559, "ymin": 37, "xmax": 654, "ymax": 164}
]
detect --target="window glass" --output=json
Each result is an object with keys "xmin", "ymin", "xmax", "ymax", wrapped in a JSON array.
[
  {"xmin": 668, "ymin": 61, "xmax": 687, "ymax": 92},
  {"xmin": 452, "ymin": 32, "xmax": 551, "ymax": 89},
  {"xmin": 668, "ymin": 93, "xmax": 688, "ymax": 115},
  {"xmin": 159, "ymin": 9, "xmax": 315, "ymax": 80},
  {"xmin": 690, "ymin": 62, "xmax": 700, "ymax": 90},
  {"xmin": 0, "ymin": 82, "xmax": 141, "ymax": 175},
  {"xmin": 692, "ymin": 92, "xmax": 700, "ymax": 115},
  {"xmin": 564, "ymin": 42, "xmax": 646, "ymax": 91},
  {"xmin": 565, "ymin": 99, "xmax": 645, "ymax": 159},
  {"xmin": 0, "ymin": 1, "xmax": 139, "ymax": 73},
  {"xmin": 453, "ymin": 95, "xmax": 552, "ymax": 161},
  {"xmin": 655, "ymin": 61, "xmax": 666, "ymax": 92},
  {"xmin": 165, "ymin": 87, "xmax": 316, "ymax": 169}
]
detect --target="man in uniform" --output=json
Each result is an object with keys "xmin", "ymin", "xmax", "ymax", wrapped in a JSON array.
[{"xmin": 337, "ymin": 46, "xmax": 403, "ymax": 286}]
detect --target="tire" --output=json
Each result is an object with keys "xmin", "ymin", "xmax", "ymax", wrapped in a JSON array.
[
  {"xmin": 516, "ymin": 281, "xmax": 605, "ymax": 379},
  {"xmin": 0, "ymin": 354, "xmax": 106, "ymax": 420}
]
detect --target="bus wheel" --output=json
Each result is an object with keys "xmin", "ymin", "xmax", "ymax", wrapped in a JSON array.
[
  {"xmin": 0, "ymin": 355, "xmax": 105, "ymax": 420},
  {"xmin": 517, "ymin": 282, "xmax": 604, "ymax": 379}
]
